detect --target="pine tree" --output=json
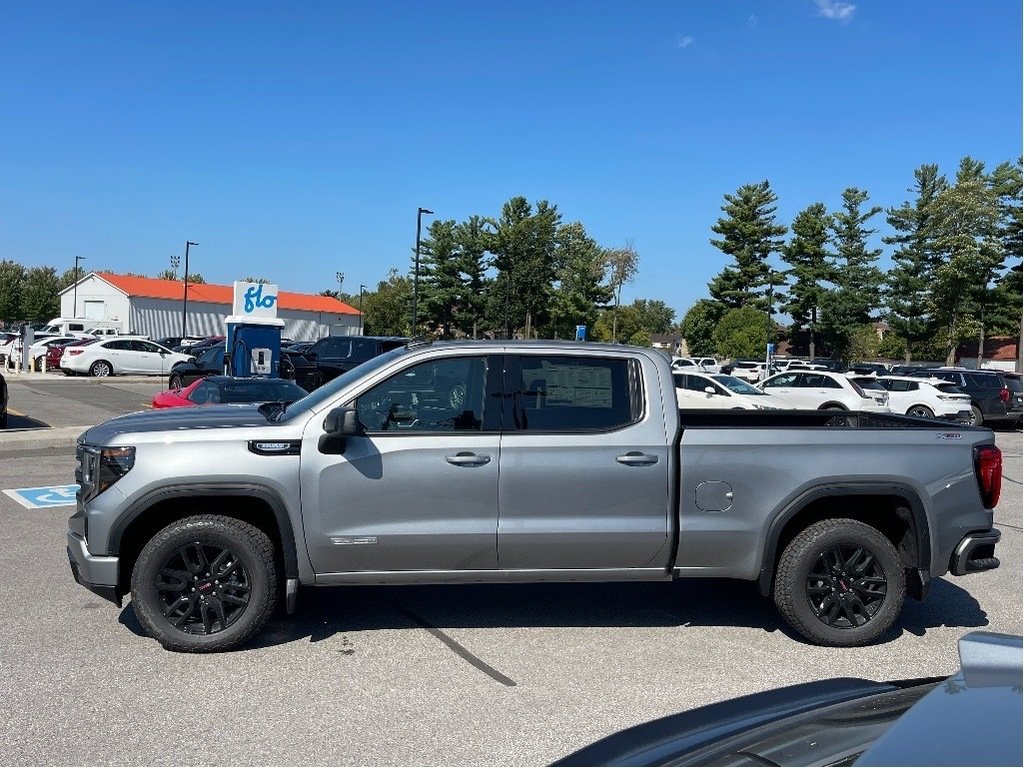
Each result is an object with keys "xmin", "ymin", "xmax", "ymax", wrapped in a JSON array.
[
  {"xmin": 707, "ymin": 181, "xmax": 787, "ymax": 310},
  {"xmin": 820, "ymin": 188, "xmax": 884, "ymax": 358},
  {"xmin": 781, "ymin": 203, "xmax": 833, "ymax": 359},
  {"xmin": 883, "ymin": 164, "xmax": 947, "ymax": 361},
  {"xmin": 930, "ymin": 158, "xmax": 1004, "ymax": 364}
]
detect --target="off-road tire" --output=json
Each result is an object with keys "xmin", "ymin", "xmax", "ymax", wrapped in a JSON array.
[
  {"xmin": 131, "ymin": 515, "xmax": 278, "ymax": 653},
  {"xmin": 773, "ymin": 518, "xmax": 905, "ymax": 646}
]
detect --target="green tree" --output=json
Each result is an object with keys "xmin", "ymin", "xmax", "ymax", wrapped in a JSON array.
[
  {"xmin": 847, "ymin": 324, "xmax": 881, "ymax": 361},
  {"xmin": 21, "ymin": 266, "xmax": 61, "ymax": 321},
  {"xmin": 781, "ymin": 203, "xmax": 833, "ymax": 359},
  {"xmin": 593, "ymin": 299, "xmax": 674, "ymax": 344},
  {"xmin": 454, "ymin": 216, "xmax": 494, "ymax": 338},
  {"xmin": 604, "ymin": 241, "xmax": 639, "ymax": 342},
  {"xmin": 712, "ymin": 306, "xmax": 771, "ymax": 360},
  {"xmin": 883, "ymin": 164, "xmax": 947, "ymax": 362},
  {"xmin": 489, "ymin": 197, "xmax": 561, "ymax": 338},
  {"xmin": 679, "ymin": 299, "xmax": 725, "ymax": 356},
  {"xmin": 930, "ymin": 158, "xmax": 1004, "ymax": 364},
  {"xmin": 707, "ymin": 181, "xmax": 787, "ymax": 310},
  {"xmin": 0, "ymin": 260, "xmax": 26, "ymax": 322},
  {"xmin": 155, "ymin": 269, "xmax": 178, "ymax": 281},
  {"xmin": 548, "ymin": 222, "xmax": 613, "ymax": 339},
  {"xmin": 989, "ymin": 159, "xmax": 1023, "ymax": 359},
  {"xmin": 364, "ymin": 269, "xmax": 412, "ymax": 336},
  {"xmin": 820, "ymin": 188, "xmax": 884, "ymax": 358},
  {"xmin": 419, "ymin": 219, "xmax": 464, "ymax": 338}
]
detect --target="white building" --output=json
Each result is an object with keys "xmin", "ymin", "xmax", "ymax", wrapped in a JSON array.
[{"xmin": 59, "ymin": 272, "xmax": 361, "ymax": 341}]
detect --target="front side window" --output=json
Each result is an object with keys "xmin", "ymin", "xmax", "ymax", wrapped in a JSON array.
[
  {"xmin": 353, "ymin": 356, "xmax": 487, "ymax": 432},
  {"xmin": 765, "ymin": 373, "xmax": 799, "ymax": 388},
  {"xmin": 514, "ymin": 355, "xmax": 638, "ymax": 432}
]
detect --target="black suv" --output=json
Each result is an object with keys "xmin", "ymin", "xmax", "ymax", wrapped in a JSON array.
[
  {"xmin": 913, "ymin": 368, "xmax": 1023, "ymax": 427},
  {"xmin": 303, "ymin": 335, "xmax": 409, "ymax": 384},
  {"xmin": 168, "ymin": 345, "xmax": 322, "ymax": 392}
]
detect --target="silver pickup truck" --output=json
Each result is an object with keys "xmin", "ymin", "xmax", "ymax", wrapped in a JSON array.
[{"xmin": 67, "ymin": 341, "xmax": 1003, "ymax": 652}]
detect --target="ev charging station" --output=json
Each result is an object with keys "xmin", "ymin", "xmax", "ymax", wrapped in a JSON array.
[
  {"xmin": 225, "ymin": 316, "xmax": 283, "ymax": 377},
  {"xmin": 226, "ymin": 281, "xmax": 283, "ymax": 378}
]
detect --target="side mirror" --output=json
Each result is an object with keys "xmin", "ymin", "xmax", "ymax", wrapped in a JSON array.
[
  {"xmin": 318, "ymin": 407, "xmax": 364, "ymax": 454},
  {"xmin": 704, "ymin": 386, "xmax": 716, "ymax": 396}
]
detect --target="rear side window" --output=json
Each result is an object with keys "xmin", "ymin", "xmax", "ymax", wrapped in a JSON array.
[
  {"xmin": 514, "ymin": 356, "xmax": 639, "ymax": 432},
  {"xmin": 967, "ymin": 373, "xmax": 1001, "ymax": 390},
  {"xmin": 935, "ymin": 383, "xmax": 962, "ymax": 395}
]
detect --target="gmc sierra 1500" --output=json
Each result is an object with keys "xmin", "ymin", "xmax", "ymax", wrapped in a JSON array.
[{"xmin": 68, "ymin": 341, "xmax": 1002, "ymax": 652}]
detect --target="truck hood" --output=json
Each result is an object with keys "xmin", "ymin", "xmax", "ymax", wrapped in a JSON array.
[{"xmin": 78, "ymin": 405, "xmax": 273, "ymax": 445}]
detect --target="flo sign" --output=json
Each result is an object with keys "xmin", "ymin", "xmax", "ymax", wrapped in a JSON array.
[{"xmin": 233, "ymin": 281, "xmax": 280, "ymax": 319}]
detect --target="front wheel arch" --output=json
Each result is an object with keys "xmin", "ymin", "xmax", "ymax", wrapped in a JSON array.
[
  {"xmin": 757, "ymin": 485, "xmax": 929, "ymax": 598},
  {"xmin": 112, "ymin": 486, "xmax": 300, "ymax": 600}
]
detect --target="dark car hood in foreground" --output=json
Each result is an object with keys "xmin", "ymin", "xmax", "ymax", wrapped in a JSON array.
[
  {"xmin": 79, "ymin": 405, "xmax": 272, "ymax": 445},
  {"xmin": 553, "ymin": 632, "xmax": 1022, "ymax": 767}
]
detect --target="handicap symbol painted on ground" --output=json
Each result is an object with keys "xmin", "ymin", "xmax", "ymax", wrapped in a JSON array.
[{"xmin": 3, "ymin": 484, "xmax": 81, "ymax": 509}]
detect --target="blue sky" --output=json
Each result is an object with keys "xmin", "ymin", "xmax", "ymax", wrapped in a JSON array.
[{"xmin": 1, "ymin": 1, "xmax": 1020, "ymax": 322}]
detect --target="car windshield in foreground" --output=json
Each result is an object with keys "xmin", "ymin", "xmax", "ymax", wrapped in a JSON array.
[
  {"xmin": 276, "ymin": 346, "xmax": 409, "ymax": 422},
  {"xmin": 711, "ymin": 374, "xmax": 764, "ymax": 395}
]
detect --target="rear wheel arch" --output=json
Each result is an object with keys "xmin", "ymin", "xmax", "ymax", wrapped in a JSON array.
[
  {"xmin": 757, "ymin": 484, "xmax": 930, "ymax": 598},
  {"xmin": 112, "ymin": 485, "xmax": 300, "ymax": 599}
]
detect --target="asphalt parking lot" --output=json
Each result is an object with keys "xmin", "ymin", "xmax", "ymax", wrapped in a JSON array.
[{"xmin": 0, "ymin": 373, "xmax": 1021, "ymax": 765}]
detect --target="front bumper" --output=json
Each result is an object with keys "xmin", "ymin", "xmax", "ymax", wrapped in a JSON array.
[
  {"xmin": 66, "ymin": 530, "xmax": 122, "ymax": 606},
  {"xmin": 949, "ymin": 528, "xmax": 1001, "ymax": 576}
]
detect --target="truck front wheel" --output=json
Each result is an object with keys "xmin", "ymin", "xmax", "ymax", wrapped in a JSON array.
[
  {"xmin": 130, "ymin": 515, "xmax": 278, "ymax": 652},
  {"xmin": 773, "ymin": 518, "xmax": 905, "ymax": 646}
]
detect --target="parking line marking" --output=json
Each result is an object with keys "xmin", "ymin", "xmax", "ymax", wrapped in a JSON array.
[{"xmin": 3, "ymin": 484, "xmax": 80, "ymax": 509}]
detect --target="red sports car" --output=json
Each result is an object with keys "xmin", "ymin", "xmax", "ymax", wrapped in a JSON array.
[{"xmin": 152, "ymin": 375, "xmax": 308, "ymax": 409}]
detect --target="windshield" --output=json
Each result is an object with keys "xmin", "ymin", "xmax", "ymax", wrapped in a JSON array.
[
  {"xmin": 711, "ymin": 374, "xmax": 764, "ymax": 395},
  {"xmin": 278, "ymin": 345, "xmax": 409, "ymax": 422}
]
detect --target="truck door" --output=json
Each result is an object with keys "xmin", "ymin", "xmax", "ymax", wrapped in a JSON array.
[
  {"xmin": 301, "ymin": 353, "xmax": 503, "ymax": 574},
  {"xmin": 496, "ymin": 354, "xmax": 671, "ymax": 570}
]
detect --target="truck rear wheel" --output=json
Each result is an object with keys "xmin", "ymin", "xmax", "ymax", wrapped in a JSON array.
[
  {"xmin": 773, "ymin": 518, "xmax": 904, "ymax": 646},
  {"xmin": 130, "ymin": 515, "xmax": 278, "ymax": 652}
]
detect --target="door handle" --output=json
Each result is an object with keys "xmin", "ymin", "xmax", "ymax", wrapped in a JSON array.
[
  {"xmin": 445, "ymin": 452, "xmax": 491, "ymax": 467},
  {"xmin": 616, "ymin": 452, "xmax": 659, "ymax": 466}
]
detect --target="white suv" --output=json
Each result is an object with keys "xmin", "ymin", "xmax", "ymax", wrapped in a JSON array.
[
  {"xmin": 860, "ymin": 375, "xmax": 972, "ymax": 421},
  {"xmin": 759, "ymin": 370, "xmax": 891, "ymax": 412}
]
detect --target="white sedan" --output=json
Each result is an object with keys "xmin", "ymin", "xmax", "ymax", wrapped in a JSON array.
[
  {"xmin": 61, "ymin": 337, "xmax": 193, "ymax": 377},
  {"xmin": 675, "ymin": 372, "xmax": 794, "ymax": 410},
  {"xmin": 857, "ymin": 375, "xmax": 972, "ymax": 420},
  {"xmin": 759, "ymin": 370, "xmax": 891, "ymax": 412}
]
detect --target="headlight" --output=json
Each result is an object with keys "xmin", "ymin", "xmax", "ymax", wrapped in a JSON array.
[
  {"xmin": 97, "ymin": 446, "xmax": 135, "ymax": 493},
  {"xmin": 81, "ymin": 446, "xmax": 135, "ymax": 497}
]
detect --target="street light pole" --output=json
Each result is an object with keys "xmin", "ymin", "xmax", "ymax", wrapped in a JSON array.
[
  {"xmin": 181, "ymin": 241, "xmax": 198, "ymax": 337},
  {"xmin": 411, "ymin": 207, "xmax": 433, "ymax": 333},
  {"xmin": 72, "ymin": 255, "xmax": 85, "ymax": 318},
  {"xmin": 359, "ymin": 284, "xmax": 367, "ymax": 335}
]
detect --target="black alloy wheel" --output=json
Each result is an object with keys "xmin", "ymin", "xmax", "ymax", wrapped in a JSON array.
[
  {"xmin": 805, "ymin": 544, "xmax": 887, "ymax": 629},
  {"xmin": 155, "ymin": 541, "xmax": 252, "ymax": 635},
  {"xmin": 773, "ymin": 518, "xmax": 905, "ymax": 646},
  {"xmin": 131, "ymin": 515, "xmax": 278, "ymax": 652}
]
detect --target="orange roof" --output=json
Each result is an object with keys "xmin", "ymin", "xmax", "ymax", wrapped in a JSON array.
[{"xmin": 95, "ymin": 272, "xmax": 359, "ymax": 315}]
